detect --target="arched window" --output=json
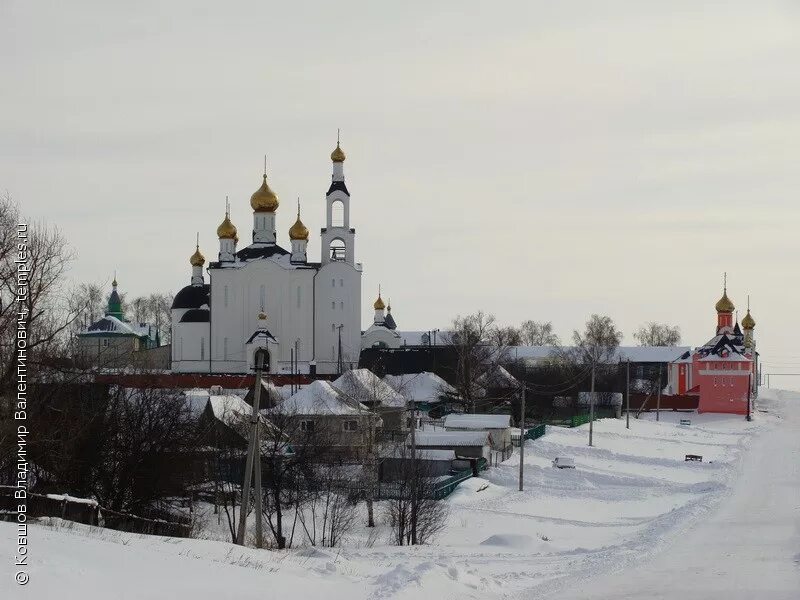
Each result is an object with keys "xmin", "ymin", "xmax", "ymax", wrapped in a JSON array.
[
  {"xmin": 331, "ymin": 200, "xmax": 345, "ymax": 227},
  {"xmin": 329, "ymin": 238, "xmax": 346, "ymax": 262}
]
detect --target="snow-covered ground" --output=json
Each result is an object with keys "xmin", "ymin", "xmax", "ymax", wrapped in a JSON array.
[{"xmin": 3, "ymin": 388, "xmax": 797, "ymax": 599}]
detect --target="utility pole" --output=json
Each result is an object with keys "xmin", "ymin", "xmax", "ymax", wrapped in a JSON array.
[
  {"xmin": 518, "ymin": 385, "xmax": 526, "ymax": 491},
  {"xmin": 625, "ymin": 359, "xmax": 630, "ymax": 429},
  {"xmin": 589, "ymin": 363, "xmax": 595, "ymax": 447},
  {"xmin": 656, "ymin": 366, "xmax": 662, "ymax": 422},
  {"xmin": 237, "ymin": 349, "xmax": 266, "ymax": 547}
]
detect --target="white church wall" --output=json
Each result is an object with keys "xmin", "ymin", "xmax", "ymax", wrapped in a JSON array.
[{"xmin": 314, "ymin": 260, "xmax": 362, "ymax": 374}]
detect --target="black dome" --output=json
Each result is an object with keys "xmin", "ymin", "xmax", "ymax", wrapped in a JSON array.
[
  {"xmin": 180, "ymin": 308, "xmax": 210, "ymax": 323},
  {"xmin": 172, "ymin": 284, "xmax": 210, "ymax": 310}
]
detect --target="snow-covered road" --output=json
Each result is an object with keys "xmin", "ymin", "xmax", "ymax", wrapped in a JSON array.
[{"xmin": 557, "ymin": 389, "xmax": 800, "ymax": 600}]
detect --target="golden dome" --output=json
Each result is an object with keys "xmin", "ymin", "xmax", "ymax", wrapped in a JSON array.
[
  {"xmin": 257, "ymin": 311, "xmax": 267, "ymax": 320},
  {"xmin": 331, "ymin": 143, "xmax": 346, "ymax": 163},
  {"xmin": 741, "ymin": 310, "xmax": 755, "ymax": 330},
  {"xmin": 373, "ymin": 294, "xmax": 385, "ymax": 311},
  {"xmin": 289, "ymin": 213, "xmax": 309, "ymax": 241},
  {"xmin": 715, "ymin": 290, "xmax": 735, "ymax": 313},
  {"xmin": 217, "ymin": 214, "xmax": 237, "ymax": 239},
  {"xmin": 250, "ymin": 174, "xmax": 279, "ymax": 212},
  {"xmin": 190, "ymin": 246, "xmax": 205, "ymax": 266}
]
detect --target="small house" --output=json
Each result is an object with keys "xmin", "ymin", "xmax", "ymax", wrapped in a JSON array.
[
  {"xmin": 443, "ymin": 413, "xmax": 514, "ymax": 458},
  {"xmin": 412, "ymin": 430, "xmax": 493, "ymax": 461}
]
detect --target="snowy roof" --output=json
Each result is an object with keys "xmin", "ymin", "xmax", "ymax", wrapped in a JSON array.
[
  {"xmin": 280, "ymin": 380, "xmax": 368, "ymax": 416},
  {"xmin": 184, "ymin": 388, "xmax": 210, "ymax": 417},
  {"xmin": 333, "ymin": 369, "xmax": 406, "ymax": 408},
  {"xmin": 695, "ymin": 334, "xmax": 749, "ymax": 361},
  {"xmin": 208, "ymin": 394, "xmax": 254, "ymax": 428},
  {"xmin": 412, "ymin": 430, "xmax": 492, "ymax": 447},
  {"xmin": 81, "ymin": 314, "xmax": 154, "ymax": 338},
  {"xmin": 210, "ymin": 243, "xmax": 321, "ymax": 272},
  {"xmin": 444, "ymin": 414, "xmax": 513, "ymax": 429},
  {"xmin": 477, "ymin": 365, "xmax": 519, "ymax": 389},
  {"xmin": 510, "ymin": 346, "xmax": 691, "ymax": 364},
  {"xmin": 384, "ymin": 372, "xmax": 457, "ymax": 403}
]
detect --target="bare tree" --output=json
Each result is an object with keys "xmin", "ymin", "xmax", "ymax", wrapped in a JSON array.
[
  {"xmin": 258, "ymin": 402, "xmax": 341, "ymax": 549},
  {"xmin": 296, "ymin": 462, "xmax": 358, "ymax": 548},
  {"xmin": 125, "ymin": 292, "xmax": 173, "ymax": 343},
  {"xmin": 444, "ymin": 311, "xmax": 507, "ymax": 412},
  {"xmin": 633, "ymin": 322, "xmax": 681, "ymax": 346},
  {"xmin": 570, "ymin": 314, "xmax": 623, "ymax": 366},
  {"xmin": 490, "ymin": 325, "xmax": 522, "ymax": 347},
  {"xmin": 0, "ymin": 195, "xmax": 80, "ymax": 392},
  {"xmin": 385, "ymin": 444, "xmax": 449, "ymax": 546},
  {"xmin": 519, "ymin": 320, "xmax": 560, "ymax": 346},
  {"xmin": 332, "ymin": 369, "xmax": 404, "ymax": 528}
]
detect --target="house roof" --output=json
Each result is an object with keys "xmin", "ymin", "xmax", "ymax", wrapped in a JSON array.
[
  {"xmin": 81, "ymin": 314, "xmax": 153, "ymax": 338},
  {"xmin": 281, "ymin": 380, "xmax": 369, "ymax": 416},
  {"xmin": 412, "ymin": 430, "xmax": 492, "ymax": 447},
  {"xmin": 333, "ymin": 369, "xmax": 406, "ymax": 408},
  {"xmin": 477, "ymin": 365, "xmax": 519, "ymax": 389},
  {"xmin": 384, "ymin": 372, "xmax": 457, "ymax": 403},
  {"xmin": 443, "ymin": 414, "xmax": 513, "ymax": 429},
  {"xmin": 208, "ymin": 394, "xmax": 254, "ymax": 428}
]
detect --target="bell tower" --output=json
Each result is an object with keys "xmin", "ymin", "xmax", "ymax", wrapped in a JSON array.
[
  {"xmin": 321, "ymin": 132, "xmax": 355, "ymax": 265},
  {"xmin": 715, "ymin": 273, "xmax": 735, "ymax": 334}
]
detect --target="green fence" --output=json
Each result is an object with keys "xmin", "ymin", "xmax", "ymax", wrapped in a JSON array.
[
  {"xmin": 432, "ymin": 468, "xmax": 473, "ymax": 500},
  {"xmin": 570, "ymin": 413, "xmax": 593, "ymax": 427},
  {"xmin": 525, "ymin": 424, "xmax": 547, "ymax": 440}
]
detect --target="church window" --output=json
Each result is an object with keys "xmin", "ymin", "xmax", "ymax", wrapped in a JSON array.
[
  {"xmin": 224, "ymin": 286, "xmax": 229, "ymax": 308},
  {"xmin": 340, "ymin": 301, "xmax": 343, "ymax": 310},
  {"xmin": 713, "ymin": 377, "xmax": 717, "ymax": 387},
  {"xmin": 339, "ymin": 278, "xmax": 343, "ymax": 287},
  {"xmin": 200, "ymin": 337, "xmax": 205, "ymax": 360},
  {"xmin": 331, "ymin": 200, "xmax": 345, "ymax": 227},
  {"xmin": 332, "ymin": 278, "xmax": 335, "ymax": 287},
  {"xmin": 260, "ymin": 285, "xmax": 266, "ymax": 311},
  {"xmin": 331, "ymin": 323, "xmax": 335, "ymax": 331},
  {"xmin": 329, "ymin": 238, "xmax": 346, "ymax": 262},
  {"xmin": 332, "ymin": 301, "xmax": 336, "ymax": 310},
  {"xmin": 223, "ymin": 337, "xmax": 229, "ymax": 360},
  {"xmin": 296, "ymin": 286, "xmax": 301, "ymax": 309}
]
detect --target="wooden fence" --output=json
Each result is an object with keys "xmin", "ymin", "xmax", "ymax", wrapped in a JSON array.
[{"xmin": 0, "ymin": 488, "xmax": 191, "ymax": 538}]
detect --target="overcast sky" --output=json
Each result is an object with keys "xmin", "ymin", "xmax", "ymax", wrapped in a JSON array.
[{"xmin": 3, "ymin": 1, "xmax": 799, "ymax": 386}]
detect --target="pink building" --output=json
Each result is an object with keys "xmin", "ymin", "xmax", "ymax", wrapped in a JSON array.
[{"xmin": 668, "ymin": 282, "xmax": 758, "ymax": 414}]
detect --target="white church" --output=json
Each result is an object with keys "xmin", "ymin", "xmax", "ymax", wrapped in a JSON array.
[{"xmin": 170, "ymin": 140, "xmax": 382, "ymax": 376}]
